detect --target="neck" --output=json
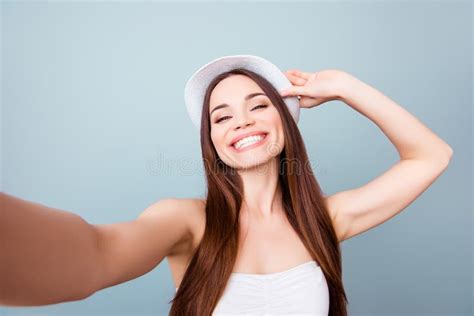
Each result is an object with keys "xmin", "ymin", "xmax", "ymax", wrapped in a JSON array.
[{"xmin": 237, "ymin": 156, "xmax": 284, "ymax": 221}]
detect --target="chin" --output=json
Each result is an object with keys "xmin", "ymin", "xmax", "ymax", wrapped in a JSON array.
[{"xmin": 232, "ymin": 153, "xmax": 280, "ymax": 171}]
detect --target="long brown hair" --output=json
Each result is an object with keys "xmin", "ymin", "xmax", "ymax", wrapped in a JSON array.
[{"xmin": 169, "ymin": 68, "xmax": 348, "ymax": 315}]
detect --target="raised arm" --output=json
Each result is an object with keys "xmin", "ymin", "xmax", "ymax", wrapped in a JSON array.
[
  {"xmin": 282, "ymin": 70, "xmax": 453, "ymax": 243},
  {"xmin": 322, "ymin": 71, "xmax": 453, "ymax": 242},
  {"xmin": 0, "ymin": 193, "xmax": 197, "ymax": 306}
]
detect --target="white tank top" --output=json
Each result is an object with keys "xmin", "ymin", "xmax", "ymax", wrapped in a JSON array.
[{"xmin": 175, "ymin": 260, "xmax": 329, "ymax": 315}]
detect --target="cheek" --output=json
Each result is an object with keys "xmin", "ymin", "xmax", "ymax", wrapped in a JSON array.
[
  {"xmin": 211, "ymin": 132, "xmax": 226, "ymax": 151},
  {"xmin": 268, "ymin": 113, "xmax": 283, "ymax": 133},
  {"xmin": 267, "ymin": 108, "xmax": 282, "ymax": 125},
  {"xmin": 272, "ymin": 118, "xmax": 285, "ymax": 144}
]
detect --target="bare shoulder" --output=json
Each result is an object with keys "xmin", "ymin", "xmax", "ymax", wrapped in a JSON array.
[
  {"xmin": 91, "ymin": 197, "xmax": 206, "ymax": 293},
  {"xmin": 322, "ymin": 194, "xmax": 338, "ymax": 222},
  {"xmin": 322, "ymin": 193, "xmax": 346, "ymax": 242},
  {"xmin": 140, "ymin": 197, "xmax": 206, "ymax": 255},
  {"xmin": 180, "ymin": 198, "xmax": 206, "ymax": 252}
]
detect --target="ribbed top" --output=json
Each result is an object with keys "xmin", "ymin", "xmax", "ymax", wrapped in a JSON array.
[{"xmin": 175, "ymin": 260, "xmax": 329, "ymax": 315}]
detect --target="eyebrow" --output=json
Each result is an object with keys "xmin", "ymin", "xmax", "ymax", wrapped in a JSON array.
[{"xmin": 210, "ymin": 92, "xmax": 267, "ymax": 117}]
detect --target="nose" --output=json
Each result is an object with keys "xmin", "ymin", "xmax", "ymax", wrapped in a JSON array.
[{"xmin": 234, "ymin": 115, "xmax": 255, "ymax": 130}]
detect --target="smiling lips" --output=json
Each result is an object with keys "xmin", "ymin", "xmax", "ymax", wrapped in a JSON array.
[{"xmin": 231, "ymin": 133, "xmax": 268, "ymax": 151}]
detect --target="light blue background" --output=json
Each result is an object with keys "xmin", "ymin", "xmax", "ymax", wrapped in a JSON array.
[{"xmin": 1, "ymin": 1, "xmax": 472, "ymax": 315}]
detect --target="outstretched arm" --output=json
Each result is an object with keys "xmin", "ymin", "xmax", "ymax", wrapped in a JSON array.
[
  {"xmin": 0, "ymin": 193, "xmax": 196, "ymax": 307},
  {"xmin": 0, "ymin": 193, "xmax": 103, "ymax": 306}
]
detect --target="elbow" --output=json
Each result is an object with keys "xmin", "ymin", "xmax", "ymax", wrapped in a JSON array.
[
  {"xmin": 446, "ymin": 145, "xmax": 453, "ymax": 159},
  {"xmin": 424, "ymin": 145, "xmax": 453, "ymax": 169},
  {"xmin": 433, "ymin": 143, "xmax": 453, "ymax": 162},
  {"xmin": 51, "ymin": 286, "xmax": 98, "ymax": 305},
  {"xmin": 435, "ymin": 146, "xmax": 453, "ymax": 170},
  {"xmin": 60, "ymin": 280, "xmax": 99, "ymax": 304},
  {"xmin": 68, "ymin": 288, "xmax": 96, "ymax": 303},
  {"xmin": 442, "ymin": 145, "xmax": 453, "ymax": 165}
]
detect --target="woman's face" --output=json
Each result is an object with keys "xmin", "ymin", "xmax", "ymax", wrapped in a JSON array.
[{"xmin": 209, "ymin": 74, "xmax": 285, "ymax": 169}]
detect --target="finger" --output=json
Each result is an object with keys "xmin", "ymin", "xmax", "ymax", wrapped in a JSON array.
[
  {"xmin": 280, "ymin": 85, "xmax": 307, "ymax": 97},
  {"xmin": 285, "ymin": 73, "xmax": 307, "ymax": 86},
  {"xmin": 286, "ymin": 69, "xmax": 312, "ymax": 80},
  {"xmin": 299, "ymin": 96, "xmax": 313, "ymax": 108}
]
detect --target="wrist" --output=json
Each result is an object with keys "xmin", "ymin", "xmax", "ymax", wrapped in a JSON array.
[{"xmin": 334, "ymin": 71, "xmax": 358, "ymax": 102}]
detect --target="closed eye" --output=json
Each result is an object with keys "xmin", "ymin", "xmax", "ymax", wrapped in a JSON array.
[
  {"xmin": 215, "ymin": 116, "xmax": 231, "ymax": 123},
  {"xmin": 214, "ymin": 105, "xmax": 268, "ymax": 123},
  {"xmin": 252, "ymin": 104, "xmax": 267, "ymax": 111}
]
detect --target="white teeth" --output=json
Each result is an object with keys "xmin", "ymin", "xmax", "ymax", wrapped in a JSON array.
[{"xmin": 233, "ymin": 134, "xmax": 266, "ymax": 149}]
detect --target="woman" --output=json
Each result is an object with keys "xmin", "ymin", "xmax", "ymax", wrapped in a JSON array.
[{"xmin": 0, "ymin": 55, "xmax": 453, "ymax": 316}]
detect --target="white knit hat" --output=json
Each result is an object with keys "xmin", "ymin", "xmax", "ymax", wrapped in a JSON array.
[{"xmin": 184, "ymin": 54, "xmax": 301, "ymax": 130}]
